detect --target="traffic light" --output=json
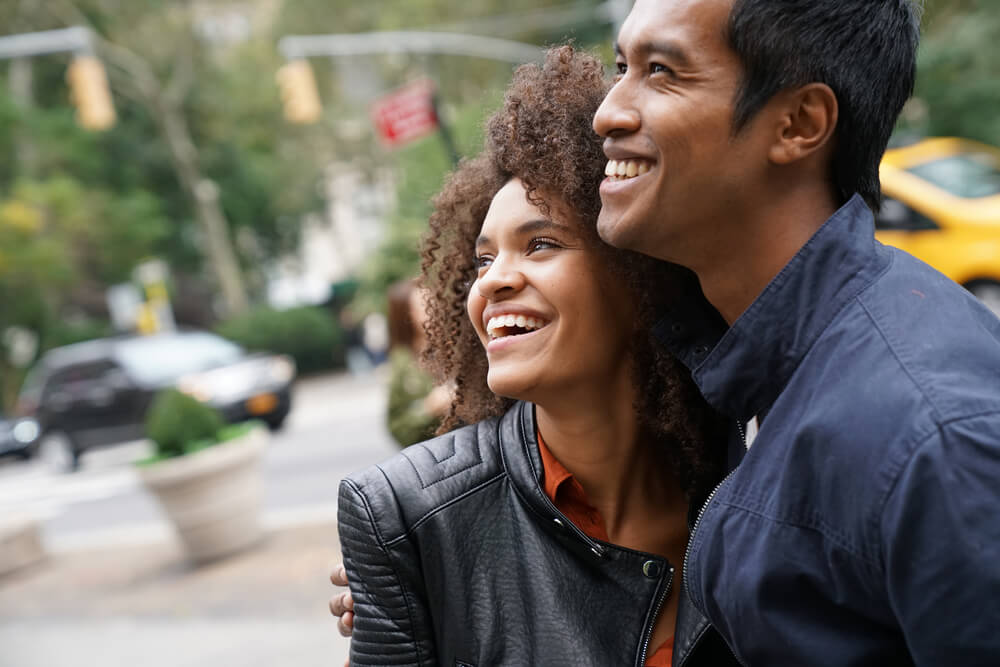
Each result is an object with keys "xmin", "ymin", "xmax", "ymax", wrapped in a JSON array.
[
  {"xmin": 66, "ymin": 55, "xmax": 116, "ymax": 131},
  {"xmin": 276, "ymin": 59, "xmax": 322, "ymax": 124}
]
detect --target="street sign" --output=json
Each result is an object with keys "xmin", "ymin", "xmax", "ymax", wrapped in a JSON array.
[{"xmin": 371, "ymin": 79, "xmax": 438, "ymax": 147}]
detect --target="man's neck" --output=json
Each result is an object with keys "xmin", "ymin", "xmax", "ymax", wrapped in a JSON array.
[{"xmin": 694, "ymin": 185, "xmax": 839, "ymax": 324}]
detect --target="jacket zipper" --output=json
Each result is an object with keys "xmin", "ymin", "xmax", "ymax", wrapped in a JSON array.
[
  {"xmin": 678, "ymin": 420, "xmax": 747, "ymax": 667},
  {"xmin": 637, "ymin": 565, "xmax": 673, "ymax": 666}
]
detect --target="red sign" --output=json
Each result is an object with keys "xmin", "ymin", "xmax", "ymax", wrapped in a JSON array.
[{"xmin": 371, "ymin": 79, "xmax": 439, "ymax": 147}]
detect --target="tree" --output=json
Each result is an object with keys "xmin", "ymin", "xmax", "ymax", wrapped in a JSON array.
[{"xmin": 906, "ymin": 0, "xmax": 1000, "ymax": 145}]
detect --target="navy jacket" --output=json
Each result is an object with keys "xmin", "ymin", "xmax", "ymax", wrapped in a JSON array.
[{"xmin": 657, "ymin": 195, "xmax": 1000, "ymax": 666}]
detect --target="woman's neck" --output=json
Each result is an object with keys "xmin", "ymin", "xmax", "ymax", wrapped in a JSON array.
[{"xmin": 533, "ymin": 376, "xmax": 686, "ymax": 545}]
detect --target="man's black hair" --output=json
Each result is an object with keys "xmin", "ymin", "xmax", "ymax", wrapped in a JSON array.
[{"xmin": 727, "ymin": 0, "xmax": 922, "ymax": 210}]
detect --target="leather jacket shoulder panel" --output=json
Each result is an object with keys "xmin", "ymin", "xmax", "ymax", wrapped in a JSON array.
[{"xmin": 343, "ymin": 413, "xmax": 507, "ymax": 544}]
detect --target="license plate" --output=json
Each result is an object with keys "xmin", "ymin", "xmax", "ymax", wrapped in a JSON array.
[{"xmin": 246, "ymin": 393, "xmax": 278, "ymax": 415}]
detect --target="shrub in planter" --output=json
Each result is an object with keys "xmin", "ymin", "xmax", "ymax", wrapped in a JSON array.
[
  {"xmin": 215, "ymin": 306, "xmax": 344, "ymax": 374},
  {"xmin": 145, "ymin": 389, "xmax": 226, "ymax": 460},
  {"xmin": 138, "ymin": 388, "xmax": 267, "ymax": 563}
]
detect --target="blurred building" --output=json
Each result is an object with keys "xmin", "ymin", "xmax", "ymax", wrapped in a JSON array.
[{"xmin": 267, "ymin": 164, "xmax": 395, "ymax": 308}]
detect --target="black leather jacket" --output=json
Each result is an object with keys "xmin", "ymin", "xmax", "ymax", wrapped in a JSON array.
[{"xmin": 339, "ymin": 401, "xmax": 738, "ymax": 666}]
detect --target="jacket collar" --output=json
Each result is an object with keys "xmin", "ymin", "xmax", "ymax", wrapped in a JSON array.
[
  {"xmin": 655, "ymin": 195, "xmax": 890, "ymax": 421},
  {"xmin": 498, "ymin": 401, "xmax": 611, "ymax": 560}
]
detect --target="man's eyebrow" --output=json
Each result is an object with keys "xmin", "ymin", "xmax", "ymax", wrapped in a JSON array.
[
  {"xmin": 475, "ymin": 218, "xmax": 574, "ymax": 248},
  {"xmin": 620, "ymin": 39, "xmax": 693, "ymax": 68}
]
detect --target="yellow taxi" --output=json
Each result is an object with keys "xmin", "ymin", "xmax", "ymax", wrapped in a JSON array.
[{"xmin": 876, "ymin": 137, "xmax": 1000, "ymax": 316}]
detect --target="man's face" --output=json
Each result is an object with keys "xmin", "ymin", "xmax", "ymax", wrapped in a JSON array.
[{"xmin": 593, "ymin": 0, "xmax": 767, "ymax": 264}]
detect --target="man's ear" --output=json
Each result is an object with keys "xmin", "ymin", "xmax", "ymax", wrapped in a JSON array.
[{"xmin": 767, "ymin": 83, "xmax": 838, "ymax": 165}]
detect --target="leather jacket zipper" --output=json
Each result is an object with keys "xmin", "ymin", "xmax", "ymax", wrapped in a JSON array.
[{"xmin": 637, "ymin": 565, "xmax": 673, "ymax": 667}]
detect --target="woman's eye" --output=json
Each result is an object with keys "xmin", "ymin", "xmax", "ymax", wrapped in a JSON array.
[
  {"xmin": 615, "ymin": 62, "xmax": 627, "ymax": 76},
  {"xmin": 528, "ymin": 238, "xmax": 559, "ymax": 254},
  {"xmin": 474, "ymin": 255, "xmax": 493, "ymax": 270}
]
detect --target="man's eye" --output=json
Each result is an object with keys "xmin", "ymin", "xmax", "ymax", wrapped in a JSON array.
[
  {"xmin": 616, "ymin": 62, "xmax": 627, "ymax": 75},
  {"xmin": 650, "ymin": 63, "xmax": 675, "ymax": 77}
]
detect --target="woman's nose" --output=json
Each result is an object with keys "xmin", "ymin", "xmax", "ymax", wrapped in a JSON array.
[
  {"xmin": 593, "ymin": 79, "xmax": 640, "ymax": 138},
  {"xmin": 477, "ymin": 256, "xmax": 525, "ymax": 298}
]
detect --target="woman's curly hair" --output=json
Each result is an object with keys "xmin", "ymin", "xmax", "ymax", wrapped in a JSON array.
[{"xmin": 419, "ymin": 46, "xmax": 727, "ymax": 499}]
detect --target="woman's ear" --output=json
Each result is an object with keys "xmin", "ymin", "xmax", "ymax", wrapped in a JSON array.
[{"xmin": 767, "ymin": 83, "xmax": 838, "ymax": 165}]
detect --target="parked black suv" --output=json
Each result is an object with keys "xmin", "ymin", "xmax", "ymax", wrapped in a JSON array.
[{"xmin": 17, "ymin": 331, "xmax": 295, "ymax": 470}]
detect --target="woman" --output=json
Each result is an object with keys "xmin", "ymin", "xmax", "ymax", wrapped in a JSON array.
[{"xmin": 337, "ymin": 46, "xmax": 730, "ymax": 666}]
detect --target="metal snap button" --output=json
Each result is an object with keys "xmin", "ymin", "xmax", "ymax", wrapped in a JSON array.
[
  {"xmin": 642, "ymin": 560, "xmax": 661, "ymax": 578},
  {"xmin": 553, "ymin": 518, "xmax": 565, "ymax": 529}
]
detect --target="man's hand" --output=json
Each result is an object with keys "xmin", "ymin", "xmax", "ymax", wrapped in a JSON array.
[{"xmin": 329, "ymin": 564, "xmax": 354, "ymax": 636}]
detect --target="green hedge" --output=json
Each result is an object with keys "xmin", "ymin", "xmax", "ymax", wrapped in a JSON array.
[{"xmin": 215, "ymin": 306, "xmax": 344, "ymax": 374}]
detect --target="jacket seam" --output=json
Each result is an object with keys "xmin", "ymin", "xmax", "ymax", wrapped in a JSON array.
[
  {"xmin": 857, "ymin": 292, "xmax": 945, "ymax": 421},
  {"xmin": 875, "ymin": 408, "xmax": 1000, "ymax": 568},
  {"xmin": 384, "ymin": 472, "xmax": 508, "ymax": 546},
  {"xmin": 342, "ymin": 477, "xmax": 427, "ymax": 666},
  {"xmin": 716, "ymin": 496, "xmax": 880, "ymax": 567},
  {"xmin": 405, "ymin": 441, "xmax": 485, "ymax": 490}
]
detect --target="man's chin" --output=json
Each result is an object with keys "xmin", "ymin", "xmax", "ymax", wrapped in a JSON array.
[{"xmin": 597, "ymin": 209, "xmax": 638, "ymax": 251}]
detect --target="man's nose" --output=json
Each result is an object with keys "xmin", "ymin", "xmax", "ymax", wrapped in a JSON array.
[
  {"xmin": 593, "ymin": 80, "xmax": 640, "ymax": 138},
  {"xmin": 477, "ymin": 256, "xmax": 526, "ymax": 298}
]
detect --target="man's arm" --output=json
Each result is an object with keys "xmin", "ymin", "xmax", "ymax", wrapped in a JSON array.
[
  {"xmin": 881, "ymin": 413, "xmax": 1000, "ymax": 664},
  {"xmin": 338, "ymin": 477, "xmax": 437, "ymax": 667}
]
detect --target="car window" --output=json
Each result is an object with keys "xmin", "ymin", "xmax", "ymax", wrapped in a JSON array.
[
  {"xmin": 876, "ymin": 197, "xmax": 938, "ymax": 232},
  {"xmin": 906, "ymin": 153, "xmax": 1000, "ymax": 198},
  {"xmin": 39, "ymin": 360, "xmax": 118, "ymax": 404},
  {"xmin": 114, "ymin": 333, "xmax": 244, "ymax": 384}
]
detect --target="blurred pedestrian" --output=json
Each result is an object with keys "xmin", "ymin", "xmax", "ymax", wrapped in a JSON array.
[{"xmin": 384, "ymin": 278, "xmax": 447, "ymax": 447}]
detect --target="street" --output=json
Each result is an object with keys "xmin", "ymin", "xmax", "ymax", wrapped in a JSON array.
[{"xmin": 0, "ymin": 370, "xmax": 400, "ymax": 667}]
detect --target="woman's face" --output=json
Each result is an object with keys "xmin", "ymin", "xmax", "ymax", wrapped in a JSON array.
[{"xmin": 467, "ymin": 179, "xmax": 636, "ymax": 403}]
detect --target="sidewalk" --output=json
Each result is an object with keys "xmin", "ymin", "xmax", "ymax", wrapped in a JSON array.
[{"xmin": 0, "ymin": 519, "xmax": 350, "ymax": 666}]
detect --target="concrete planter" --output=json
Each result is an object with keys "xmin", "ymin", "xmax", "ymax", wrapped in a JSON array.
[
  {"xmin": 138, "ymin": 426, "xmax": 267, "ymax": 564},
  {"xmin": 0, "ymin": 516, "xmax": 45, "ymax": 576}
]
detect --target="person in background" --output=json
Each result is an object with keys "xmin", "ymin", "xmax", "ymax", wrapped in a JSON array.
[
  {"xmin": 334, "ymin": 46, "xmax": 736, "ymax": 666},
  {"xmin": 384, "ymin": 278, "xmax": 448, "ymax": 446}
]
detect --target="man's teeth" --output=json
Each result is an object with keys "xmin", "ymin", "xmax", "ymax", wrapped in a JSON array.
[
  {"xmin": 486, "ymin": 314, "xmax": 547, "ymax": 339},
  {"xmin": 604, "ymin": 159, "xmax": 652, "ymax": 180}
]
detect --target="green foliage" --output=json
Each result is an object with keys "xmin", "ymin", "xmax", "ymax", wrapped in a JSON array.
[
  {"xmin": 145, "ymin": 388, "xmax": 225, "ymax": 460},
  {"xmin": 215, "ymin": 306, "xmax": 344, "ymax": 373},
  {"xmin": 907, "ymin": 0, "xmax": 1000, "ymax": 146}
]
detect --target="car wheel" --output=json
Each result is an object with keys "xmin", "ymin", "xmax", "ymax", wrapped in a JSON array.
[
  {"xmin": 37, "ymin": 433, "xmax": 80, "ymax": 473},
  {"xmin": 966, "ymin": 280, "xmax": 1000, "ymax": 318},
  {"xmin": 265, "ymin": 414, "xmax": 288, "ymax": 432}
]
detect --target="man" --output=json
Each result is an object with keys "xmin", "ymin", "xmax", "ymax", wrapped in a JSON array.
[{"xmin": 594, "ymin": 0, "xmax": 1000, "ymax": 664}]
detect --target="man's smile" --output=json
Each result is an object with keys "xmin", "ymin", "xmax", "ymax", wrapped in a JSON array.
[{"xmin": 604, "ymin": 158, "xmax": 654, "ymax": 180}]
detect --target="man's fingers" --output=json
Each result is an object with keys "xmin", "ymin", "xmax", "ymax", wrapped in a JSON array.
[
  {"xmin": 338, "ymin": 610, "xmax": 355, "ymax": 637},
  {"xmin": 329, "ymin": 590, "xmax": 354, "ymax": 616},
  {"xmin": 330, "ymin": 564, "xmax": 350, "ymax": 588}
]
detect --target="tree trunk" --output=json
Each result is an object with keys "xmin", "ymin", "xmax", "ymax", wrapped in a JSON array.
[{"xmin": 154, "ymin": 96, "xmax": 249, "ymax": 316}]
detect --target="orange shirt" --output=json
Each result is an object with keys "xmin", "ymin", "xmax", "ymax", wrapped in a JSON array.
[{"xmin": 538, "ymin": 434, "xmax": 674, "ymax": 667}]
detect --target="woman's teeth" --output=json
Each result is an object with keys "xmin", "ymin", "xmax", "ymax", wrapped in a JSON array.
[
  {"xmin": 486, "ymin": 314, "xmax": 547, "ymax": 340},
  {"xmin": 604, "ymin": 159, "xmax": 652, "ymax": 180}
]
